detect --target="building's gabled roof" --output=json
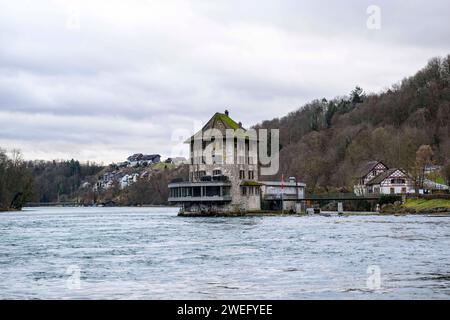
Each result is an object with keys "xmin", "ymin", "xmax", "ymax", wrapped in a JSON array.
[
  {"xmin": 141, "ymin": 154, "xmax": 160, "ymax": 161},
  {"xmin": 127, "ymin": 153, "xmax": 143, "ymax": 161},
  {"xmin": 128, "ymin": 154, "xmax": 160, "ymax": 161},
  {"xmin": 185, "ymin": 111, "xmax": 250, "ymax": 142},
  {"xmin": 205, "ymin": 112, "xmax": 242, "ymax": 131},
  {"xmin": 365, "ymin": 168, "xmax": 409, "ymax": 185},
  {"xmin": 354, "ymin": 160, "xmax": 387, "ymax": 178}
]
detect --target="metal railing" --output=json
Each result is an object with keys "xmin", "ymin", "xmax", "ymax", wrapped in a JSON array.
[
  {"xmin": 168, "ymin": 195, "xmax": 232, "ymax": 202},
  {"xmin": 303, "ymin": 193, "xmax": 381, "ymax": 201}
]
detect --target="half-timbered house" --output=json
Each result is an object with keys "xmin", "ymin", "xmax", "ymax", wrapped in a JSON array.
[
  {"xmin": 353, "ymin": 161, "xmax": 388, "ymax": 195},
  {"xmin": 365, "ymin": 168, "xmax": 415, "ymax": 195},
  {"xmin": 354, "ymin": 161, "xmax": 415, "ymax": 195}
]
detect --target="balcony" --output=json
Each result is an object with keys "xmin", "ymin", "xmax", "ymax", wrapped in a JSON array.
[
  {"xmin": 168, "ymin": 195, "xmax": 232, "ymax": 202},
  {"xmin": 168, "ymin": 181, "xmax": 232, "ymax": 203},
  {"xmin": 168, "ymin": 181, "xmax": 231, "ymax": 188}
]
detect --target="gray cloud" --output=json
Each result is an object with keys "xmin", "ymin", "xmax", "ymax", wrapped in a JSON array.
[{"xmin": 0, "ymin": 0, "xmax": 449, "ymax": 162}]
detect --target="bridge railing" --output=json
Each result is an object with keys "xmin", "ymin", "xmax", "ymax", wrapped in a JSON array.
[{"xmin": 303, "ymin": 193, "xmax": 381, "ymax": 200}]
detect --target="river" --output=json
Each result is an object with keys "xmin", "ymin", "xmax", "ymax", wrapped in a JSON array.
[{"xmin": 0, "ymin": 207, "xmax": 449, "ymax": 299}]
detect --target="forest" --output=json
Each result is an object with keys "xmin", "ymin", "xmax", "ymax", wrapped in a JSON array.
[
  {"xmin": 0, "ymin": 153, "xmax": 104, "ymax": 210},
  {"xmin": 26, "ymin": 159, "xmax": 104, "ymax": 203},
  {"xmin": 0, "ymin": 149, "xmax": 35, "ymax": 210}
]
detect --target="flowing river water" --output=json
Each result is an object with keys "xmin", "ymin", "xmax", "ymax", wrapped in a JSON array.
[{"xmin": 0, "ymin": 207, "xmax": 449, "ymax": 299}]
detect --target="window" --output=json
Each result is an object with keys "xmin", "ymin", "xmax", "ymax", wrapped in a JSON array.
[
  {"xmin": 401, "ymin": 187, "xmax": 407, "ymax": 193},
  {"xmin": 241, "ymin": 186, "xmax": 247, "ymax": 196},
  {"xmin": 390, "ymin": 188, "xmax": 395, "ymax": 194},
  {"xmin": 239, "ymin": 170, "xmax": 245, "ymax": 179},
  {"xmin": 391, "ymin": 178, "xmax": 405, "ymax": 184},
  {"xmin": 213, "ymin": 170, "xmax": 222, "ymax": 176},
  {"xmin": 199, "ymin": 171, "xmax": 206, "ymax": 178},
  {"xmin": 248, "ymin": 170, "xmax": 254, "ymax": 180}
]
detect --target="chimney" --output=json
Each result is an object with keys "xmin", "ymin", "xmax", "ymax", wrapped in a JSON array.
[
  {"xmin": 238, "ymin": 122, "xmax": 242, "ymax": 127},
  {"xmin": 224, "ymin": 110, "xmax": 229, "ymax": 116}
]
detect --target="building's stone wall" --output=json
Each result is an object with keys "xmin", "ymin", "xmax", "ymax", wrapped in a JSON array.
[
  {"xmin": 241, "ymin": 194, "xmax": 261, "ymax": 211},
  {"xmin": 183, "ymin": 202, "xmax": 235, "ymax": 214},
  {"xmin": 187, "ymin": 137, "xmax": 260, "ymax": 212}
]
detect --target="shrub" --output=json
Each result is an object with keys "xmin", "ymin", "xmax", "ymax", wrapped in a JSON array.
[{"xmin": 378, "ymin": 194, "xmax": 402, "ymax": 206}]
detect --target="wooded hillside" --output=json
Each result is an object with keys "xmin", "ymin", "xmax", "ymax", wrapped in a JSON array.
[
  {"xmin": 26, "ymin": 159, "xmax": 104, "ymax": 203},
  {"xmin": 254, "ymin": 55, "xmax": 450, "ymax": 192}
]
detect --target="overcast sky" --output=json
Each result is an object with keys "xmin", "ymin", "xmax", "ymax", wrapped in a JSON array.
[{"xmin": 1, "ymin": 0, "xmax": 449, "ymax": 163}]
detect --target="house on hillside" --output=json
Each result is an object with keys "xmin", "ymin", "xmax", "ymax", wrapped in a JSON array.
[
  {"xmin": 120, "ymin": 173, "xmax": 139, "ymax": 189},
  {"xmin": 165, "ymin": 157, "xmax": 188, "ymax": 165},
  {"xmin": 142, "ymin": 154, "xmax": 161, "ymax": 164},
  {"xmin": 354, "ymin": 161, "xmax": 415, "ymax": 195},
  {"xmin": 424, "ymin": 165, "xmax": 441, "ymax": 175},
  {"xmin": 127, "ymin": 153, "xmax": 161, "ymax": 167},
  {"xmin": 423, "ymin": 179, "xmax": 449, "ymax": 192},
  {"xmin": 173, "ymin": 157, "xmax": 188, "ymax": 165},
  {"xmin": 95, "ymin": 171, "xmax": 118, "ymax": 190}
]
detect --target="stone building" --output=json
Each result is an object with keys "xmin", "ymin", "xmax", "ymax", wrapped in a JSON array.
[
  {"xmin": 169, "ymin": 111, "xmax": 308, "ymax": 215},
  {"xmin": 168, "ymin": 110, "xmax": 261, "ymax": 214}
]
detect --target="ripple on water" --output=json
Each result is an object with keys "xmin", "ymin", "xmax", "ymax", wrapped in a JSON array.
[{"xmin": 0, "ymin": 207, "xmax": 449, "ymax": 299}]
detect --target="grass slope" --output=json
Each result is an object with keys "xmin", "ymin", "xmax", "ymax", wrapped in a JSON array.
[{"xmin": 404, "ymin": 198, "xmax": 450, "ymax": 210}]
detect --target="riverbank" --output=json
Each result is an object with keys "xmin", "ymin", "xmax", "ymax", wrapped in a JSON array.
[
  {"xmin": 381, "ymin": 198, "xmax": 450, "ymax": 215},
  {"xmin": 178, "ymin": 210, "xmax": 279, "ymax": 217},
  {"xmin": 178, "ymin": 210, "xmax": 379, "ymax": 217}
]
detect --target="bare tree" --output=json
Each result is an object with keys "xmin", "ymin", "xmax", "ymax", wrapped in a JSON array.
[{"xmin": 414, "ymin": 145, "xmax": 434, "ymax": 191}]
